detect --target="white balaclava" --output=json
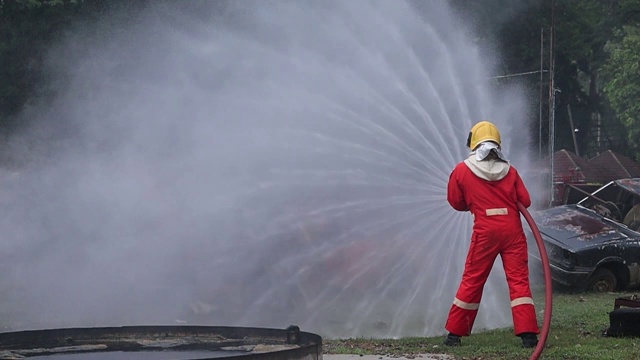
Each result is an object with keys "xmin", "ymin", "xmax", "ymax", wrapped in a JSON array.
[{"xmin": 464, "ymin": 141, "xmax": 510, "ymax": 181}]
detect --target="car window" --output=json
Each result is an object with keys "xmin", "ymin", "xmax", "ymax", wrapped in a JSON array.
[{"xmin": 578, "ymin": 182, "xmax": 627, "ymax": 222}]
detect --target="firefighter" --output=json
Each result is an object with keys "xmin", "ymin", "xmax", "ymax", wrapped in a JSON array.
[{"xmin": 443, "ymin": 121, "xmax": 540, "ymax": 348}]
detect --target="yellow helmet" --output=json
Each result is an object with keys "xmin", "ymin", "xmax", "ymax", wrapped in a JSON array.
[{"xmin": 466, "ymin": 121, "xmax": 501, "ymax": 150}]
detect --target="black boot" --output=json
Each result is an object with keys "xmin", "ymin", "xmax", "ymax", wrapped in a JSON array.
[
  {"xmin": 519, "ymin": 332, "xmax": 538, "ymax": 348},
  {"xmin": 443, "ymin": 333, "xmax": 461, "ymax": 346}
]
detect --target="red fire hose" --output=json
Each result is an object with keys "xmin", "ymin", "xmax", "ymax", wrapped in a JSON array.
[{"xmin": 517, "ymin": 202, "xmax": 552, "ymax": 360}]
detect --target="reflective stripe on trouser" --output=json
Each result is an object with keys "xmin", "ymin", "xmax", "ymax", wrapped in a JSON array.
[{"xmin": 445, "ymin": 232, "xmax": 539, "ymax": 336}]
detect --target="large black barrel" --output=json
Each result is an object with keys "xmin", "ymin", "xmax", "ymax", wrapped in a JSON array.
[{"xmin": 0, "ymin": 325, "xmax": 322, "ymax": 360}]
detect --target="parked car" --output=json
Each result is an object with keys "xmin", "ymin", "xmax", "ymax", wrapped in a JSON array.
[{"xmin": 527, "ymin": 178, "xmax": 640, "ymax": 292}]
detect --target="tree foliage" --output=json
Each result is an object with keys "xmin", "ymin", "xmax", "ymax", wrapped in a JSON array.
[
  {"xmin": 0, "ymin": 0, "xmax": 82, "ymax": 130},
  {"xmin": 451, "ymin": 0, "xmax": 640, "ymax": 160},
  {"xmin": 602, "ymin": 26, "xmax": 640, "ymax": 159}
]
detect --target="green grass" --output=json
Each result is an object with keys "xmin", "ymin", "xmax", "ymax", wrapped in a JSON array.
[{"xmin": 323, "ymin": 291, "xmax": 640, "ymax": 360}]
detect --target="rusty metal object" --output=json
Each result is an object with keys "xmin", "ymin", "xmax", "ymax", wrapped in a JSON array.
[
  {"xmin": 615, "ymin": 179, "xmax": 640, "ymax": 196},
  {"xmin": 614, "ymin": 294, "xmax": 640, "ymax": 309},
  {"xmin": 0, "ymin": 325, "xmax": 322, "ymax": 360}
]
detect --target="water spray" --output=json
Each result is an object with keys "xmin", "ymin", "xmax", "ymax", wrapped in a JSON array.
[
  {"xmin": 1, "ymin": 0, "xmax": 534, "ymax": 338},
  {"xmin": 517, "ymin": 203, "xmax": 552, "ymax": 360}
]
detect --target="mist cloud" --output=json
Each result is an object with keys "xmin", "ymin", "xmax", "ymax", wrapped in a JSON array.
[{"xmin": 0, "ymin": 0, "xmax": 534, "ymax": 338}]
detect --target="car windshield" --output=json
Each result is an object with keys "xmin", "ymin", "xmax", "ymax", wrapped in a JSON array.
[{"xmin": 578, "ymin": 181, "xmax": 640, "ymax": 227}]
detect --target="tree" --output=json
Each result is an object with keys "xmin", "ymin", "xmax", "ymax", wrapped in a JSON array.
[
  {"xmin": 0, "ymin": 0, "xmax": 82, "ymax": 131},
  {"xmin": 449, "ymin": 0, "xmax": 640, "ymax": 160},
  {"xmin": 602, "ymin": 26, "xmax": 640, "ymax": 160}
]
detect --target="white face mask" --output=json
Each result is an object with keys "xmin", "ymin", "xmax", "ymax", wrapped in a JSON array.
[{"xmin": 472, "ymin": 141, "xmax": 507, "ymax": 161}]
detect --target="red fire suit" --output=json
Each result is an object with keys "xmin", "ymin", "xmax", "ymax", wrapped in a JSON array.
[{"xmin": 444, "ymin": 158, "xmax": 539, "ymax": 337}]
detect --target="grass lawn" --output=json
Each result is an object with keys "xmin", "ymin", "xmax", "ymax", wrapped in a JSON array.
[{"xmin": 324, "ymin": 291, "xmax": 640, "ymax": 360}]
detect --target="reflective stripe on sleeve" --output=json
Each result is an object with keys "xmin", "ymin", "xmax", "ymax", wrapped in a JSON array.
[
  {"xmin": 510, "ymin": 297, "xmax": 535, "ymax": 307},
  {"xmin": 486, "ymin": 208, "xmax": 508, "ymax": 216},
  {"xmin": 453, "ymin": 297, "xmax": 480, "ymax": 310}
]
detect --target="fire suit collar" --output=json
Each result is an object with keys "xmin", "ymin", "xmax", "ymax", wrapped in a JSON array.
[{"xmin": 464, "ymin": 155, "xmax": 510, "ymax": 181}]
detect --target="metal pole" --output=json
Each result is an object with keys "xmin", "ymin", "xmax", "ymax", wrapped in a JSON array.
[
  {"xmin": 597, "ymin": 113, "xmax": 602, "ymax": 154},
  {"xmin": 548, "ymin": 0, "xmax": 556, "ymax": 205},
  {"xmin": 539, "ymin": 28, "xmax": 544, "ymax": 159},
  {"xmin": 567, "ymin": 104, "xmax": 579, "ymax": 156}
]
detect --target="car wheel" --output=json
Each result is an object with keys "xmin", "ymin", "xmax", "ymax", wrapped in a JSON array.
[{"xmin": 586, "ymin": 268, "xmax": 617, "ymax": 292}]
